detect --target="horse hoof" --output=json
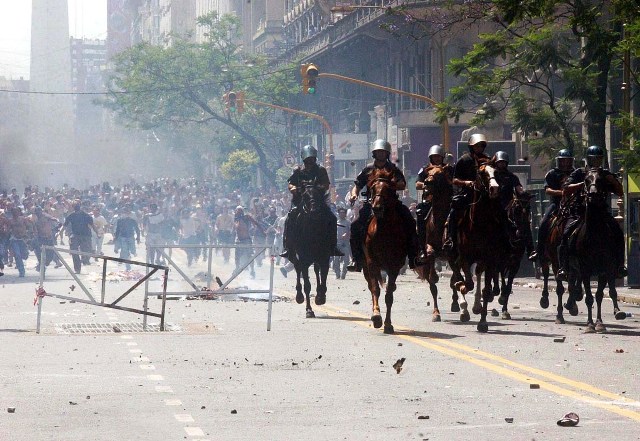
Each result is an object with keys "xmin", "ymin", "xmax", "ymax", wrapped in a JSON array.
[
  {"xmin": 502, "ymin": 311, "xmax": 511, "ymax": 320},
  {"xmin": 454, "ymin": 281, "xmax": 465, "ymax": 290},
  {"xmin": 472, "ymin": 304, "xmax": 482, "ymax": 315},
  {"xmin": 296, "ymin": 293, "xmax": 304, "ymax": 304},
  {"xmin": 315, "ymin": 294, "xmax": 326, "ymax": 306},
  {"xmin": 585, "ymin": 324, "xmax": 596, "ymax": 333},
  {"xmin": 371, "ymin": 315, "xmax": 383, "ymax": 329},
  {"xmin": 498, "ymin": 295, "xmax": 505, "ymax": 306},
  {"xmin": 564, "ymin": 303, "xmax": 579, "ymax": 316},
  {"xmin": 306, "ymin": 310, "xmax": 315, "ymax": 318},
  {"xmin": 555, "ymin": 316, "xmax": 565, "ymax": 325},
  {"xmin": 460, "ymin": 311, "xmax": 470, "ymax": 322},
  {"xmin": 540, "ymin": 296, "xmax": 550, "ymax": 309},
  {"xmin": 575, "ymin": 292, "xmax": 584, "ymax": 302},
  {"xmin": 432, "ymin": 313, "xmax": 441, "ymax": 322},
  {"xmin": 595, "ymin": 322, "xmax": 606, "ymax": 333},
  {"xmin": 615, "ymin": 311, "xmax": 627, "ymax": 320},
  {"xmin": 460, "ymin": 286, "xmax": 468, "ymax": 295},
  {"xmin": 450, "ymin": 302, "xmax": 460, "ymax": 313},
  {"xmin": 477, "ymin": 322, "xmax": 489, "ymax": 333},
  {"xmin": 383, "ymin": 325, "xmax": 394, "ymax": 334}
]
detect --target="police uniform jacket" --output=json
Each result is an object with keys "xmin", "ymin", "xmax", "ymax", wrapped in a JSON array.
[{"xmin": 354, "ymin": 161, "xmax": 405, "ymax": 199}]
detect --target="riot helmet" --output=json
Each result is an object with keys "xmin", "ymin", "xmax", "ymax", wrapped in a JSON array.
[
  {"xmin": 428, "ymin": 145, "xmax": 445, "ymax": 164},
  {"xmin": 555, "ymin": 149, "xmax": 574, "ymax": 171},
  {"xmin": 301, "ymin": 145, "xmax": 318, "ymax": 161},
  {"xmin": 495, "ymin": 151, "xmax": 509, "ymax": 164},
  {"xmin": 586, "ymin": 145, "xmax": 604, "ymax": 168},
  {"xmin": 371, "ymin": 139, "xmax": 391, "ymax": 158},
  {"xmin": 468, "ymin": 133, "xmax": 487, "ymax": 152}
]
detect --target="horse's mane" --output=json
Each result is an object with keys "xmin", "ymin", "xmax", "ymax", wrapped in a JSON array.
[{"xmin": 367, "ymin": 167, "xmax": 395, "ymax": 189}]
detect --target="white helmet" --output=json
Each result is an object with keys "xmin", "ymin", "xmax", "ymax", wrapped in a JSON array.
[
  {"xmin": 371, "ymin": 139, "xmax": 391, "ymax": 156},
  {"xmin": 428, "ymin": 145, "xmax": 445, "ymax": 161}
]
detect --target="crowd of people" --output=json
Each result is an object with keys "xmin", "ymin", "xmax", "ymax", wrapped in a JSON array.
[{"xmin": 0, "ymin": 178, "xmax": 328, "ymax": 279}]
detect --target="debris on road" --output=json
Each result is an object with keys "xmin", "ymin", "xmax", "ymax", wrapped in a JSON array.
[
  {"xmin": 417, "ymin": 415, "xmax": 429, "ymax": 420},
  {"xmin": 529, "ymin": 383, "xmax": 540, "ymax": 389},
  {"xmin": 491, "ymin": 309, "xmax": 499, "ymax": 317},
  {"xmin": 230, "ymin": 409, "xmax": 237, "ymax": 414},
  {"xmin": 615, "ymin": 349, "xmax": 625, "ymax": 353},
  {"xmin": 69, "ymin": 401, "xmax": 78, "ymax": 405},
  {"xmin": 353, "ymin": 300, "xmax": 360, "ymax": 305},
  {"xmin": 557, "ymin": 412, "xmax": 579, "ymax": 427},
  {"xmin": 7, "ymin": 407, "xmax": 15, "ymax": 413},
  {"xmin": 393, "ymin": 358, "xmax": 406, "ymax": 374},
  {"xmin": 553, "ymin": 337, "xmax": 566, "ymax": 343},
  {"xmin": 505, "ymin": 417, "xmax": 514, "ymax": 423}
]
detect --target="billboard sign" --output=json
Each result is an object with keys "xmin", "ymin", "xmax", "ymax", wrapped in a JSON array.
[{"xmin": 333, "ymin": 134, "xmax": 369, "ymax": 161}]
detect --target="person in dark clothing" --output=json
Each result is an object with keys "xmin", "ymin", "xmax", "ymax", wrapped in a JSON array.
[
  {"xmin": 279, "ymin": 145, "xmax": 343, "ymax": 260},
  {"xmin": 528, "ymin": 149, "xmax": 574, "ymax": 263},
  {"xmin": 443, "ymin": 133, "xmax": 492, "ymax": 254},
  {"xmin": 347, "ymin": 139, "xmax": 423, "ymax": 272},
  {"xmin": 64, "ymin": 202, "xmax": 98, "ymax": 274},
  {"xmin": 556, "ymin": 145, "xmax": 627, "ymax": 280},
  {"xmin": 114, "ymin": 206, "xmax": 141, "ymax": 270}
]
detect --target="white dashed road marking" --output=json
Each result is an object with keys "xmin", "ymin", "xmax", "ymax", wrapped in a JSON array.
[
  {"xmin": 184, "ymin": 427, "xmax": 205, "ymax": 437},
  {"xmin": 175, "ymin": 414, "xmax": 195, "ymax": 423}
]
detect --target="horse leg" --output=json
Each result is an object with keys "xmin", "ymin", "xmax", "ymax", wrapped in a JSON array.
[
  {"xmin": 609, "ymin": 278, "xmax": 627, "ymax": 320},
  {"xmin": 477, "ymin": 269, "xmax": 490, "ymax": 333},
  {"xmin": 303, "ymin": 267, "xmax": 315, "ymax": 318},
  {"xmin": 314, "ymin": 262, "xmax": 328, "ymax": 305},
  {"xmin": 564, "ymin": 273, "xmax": 580, "ymax": 317},
  {"xmin": 555, "ymin": 279, "xmax": 566, "ymax": 324},
  {"xmin": 501, "ymin": 273, "xmax": 513, "ymax": 320},
  {"xmin": 540, "ymin": 262, "xmax": 550, "ymax": 309},
  {"xmin": 594, "ymin": 275, "xmax": 607, "ymax": 332},
  {"xmin": 472, "ymin": 265, "xmax": 483, "ymax": 315},
  {"xmin": 295, "ymin": 267, "xmax": 304, "ymax": 305},
  {"xmin": 427, "ymin": 263, "xmax": 441, "ymax": 322},
  {"xmin": 383, "ymin": 272, "xmax": 398, "ymax": 334},
  {"xmin": 364, "ymin": 266, "xmax": 383, "ymax": 329},
  {"xmin": 583, "ymin": 275, "xmax": 595, "ymax": 332}
]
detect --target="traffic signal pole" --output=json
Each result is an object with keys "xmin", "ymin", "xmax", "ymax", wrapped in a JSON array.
[{"xmin": 317, "ymin": 72, "xmax": 450, "ymax": 151}]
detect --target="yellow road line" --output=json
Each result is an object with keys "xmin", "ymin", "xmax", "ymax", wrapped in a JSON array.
[{"xmin": 319, "ymin": 303, "xmax": 640, "ymax": 422}]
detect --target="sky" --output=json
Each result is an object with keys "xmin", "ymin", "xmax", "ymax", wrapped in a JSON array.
[{"xmin": 0, "ymin": 0, "xmax": 106, "ymax": 79}]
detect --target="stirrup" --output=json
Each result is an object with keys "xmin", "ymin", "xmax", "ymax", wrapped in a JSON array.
[
  {"xmin": 279, "ymin": 250, "xmax": 289, "ymax": 259},
  {"xmin": 442, "ymin": 239, "xmax": 454, "ymax": 252},
  {"xmin": 616, "ymin": 266, "xmax": 628, "ymax": 278},
  {"xmin": 346, "ymin": 261, "xmax": 362, "ymax": 272},
  {"xmin": 528, "ymin": 251, "xmax": 538, "ymax": 262},
  {"xmin": 557, "ymin": 269, "xmax": 568, "ymax": 282}
]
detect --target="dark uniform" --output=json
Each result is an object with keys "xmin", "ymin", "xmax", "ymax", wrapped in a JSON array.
[
  {"xmin": 282, "ymin": 163, "xmax": 338, "ymax": 256},
  {"xmin": 349, "ymin": 160, "xmax": 419, "ymax": 267},
  {"xmin": 533, "ymin": 167, "xmax": 574, "ymax": 258},
  {"xmin": 494, "ymin": 168, "xmax": 534, "ymax": 254},
  {"xmin": 444, "ymin": 151, "xmax": 491, "ymax": 250}
]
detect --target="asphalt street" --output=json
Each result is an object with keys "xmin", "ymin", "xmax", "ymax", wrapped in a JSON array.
[{"xmin": 1, "ymin": 242, "xmax": 639, "ymax": 441}]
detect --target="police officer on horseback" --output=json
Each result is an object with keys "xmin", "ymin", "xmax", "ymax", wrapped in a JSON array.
[
  {"xmin": 443, "ymin": 133, "xmax": 492, "ymax": 253},
  {"xmin": 346, "ymin": 139, "xmax": 424, "ymax": 272},
  {"xmin": 279, "ymin": 145, "xmax": 344, "ymax": 260},
  {"xmin": 556, "ymin": 145, "xmax": 626, "ymax": 280},
  {"xmin": 528, "ymin": 149, "xmax": 575, "ymax": 263},
  {"xmin": 415, "ymin": 144, "xmax": 453, "ymax": 255},
  {"xmin": 493, "ymin": 151, "xmax": 535, "ymax": 256}
]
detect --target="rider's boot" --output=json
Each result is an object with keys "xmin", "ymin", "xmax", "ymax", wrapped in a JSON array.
[
  {"xmin": 442, "ymin": 210, "xmax": 457, "ymax": 254},
  {"xmin": 616, "ymin": 265, "xmax": 628, "ymax": 278},
  {"xmin": 347, "ymin": 223, "xmax": 363, "ymax": 272},
  {"xmin": 556, "ymin": 244, "xmax": 568, "ymax": 282}
]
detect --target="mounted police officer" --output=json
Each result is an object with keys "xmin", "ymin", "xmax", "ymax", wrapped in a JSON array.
[
  {"xmin": 279, "ymin": 145, "xmax": 343, "ymax": 260},
  {"xmin": 493, "ymin": 151, "xmax": 535, "ymax": 256},
  {"xmin": 528, "ymin": 149, "xmax": 575, "ymax": 263},
  {"xmin": 415, "ymin": 144, "xmax": 453, "ymax": 255},
  {"xmin": 346, "ymin": 139, "xmax": 424, "ymax": 272},
  {"xmin": 443, "ymin": 133, "xmax": 492, "ymax": 253},
  {"xmin": 557, "ymin": 145, "xmax": 627, "ymax": 280}
]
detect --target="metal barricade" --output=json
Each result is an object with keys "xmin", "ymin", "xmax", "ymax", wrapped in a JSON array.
[
  {"xmin": 145, "ymin": 244, "xmax": 275, "ymax": 331},
  {"xmin": 35, "ymin": 246, "xmax": 169, "ymax": 333}
]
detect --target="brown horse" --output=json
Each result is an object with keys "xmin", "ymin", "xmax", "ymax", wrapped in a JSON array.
[
  {"xmin": 363, "ymin": 168, "xmax": 409, "ymax": 334},
  {"xmin": 450, "ymin": 164, "xmax": 506, "ymax": 332},
  {"xmin": 421, "ymin": 165, "xmax": 470, "ymax": 322}
]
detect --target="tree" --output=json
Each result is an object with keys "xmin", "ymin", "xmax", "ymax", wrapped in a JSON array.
[
  {"xmin": 101, "ymin": 12, "xmax": 299, "ymax": 186},
  {"xmin": 433, "ymin": 0, "xmax": 639, "ymax": 165},
  {"xmin": 220, "ymin": 149, "xmax": 259, "ymax": 189}
]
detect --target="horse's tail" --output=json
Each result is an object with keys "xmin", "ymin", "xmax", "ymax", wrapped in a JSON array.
[
  {"xmin": 415, "ymin": 265, "xmax": 428, "ymax": 281},
  {"xmin": 373, "ymin": 271, "xmax": 386, "ymax": 289}
]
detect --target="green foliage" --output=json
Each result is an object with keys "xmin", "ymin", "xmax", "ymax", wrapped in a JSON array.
[
  {"xmin": 437, "ymin": 0, "xmax": 638, "ymax": 169},
  {"xmin": 99, "ymin": 12, "xmax": 300, "ymax": 187},
  {"xmin": 220, "ymin": 150, "xmax": 259, "ymax": 188},
  {"xmin": 276, "ymin": 166, "xmax": 293, "ymax": 190}
]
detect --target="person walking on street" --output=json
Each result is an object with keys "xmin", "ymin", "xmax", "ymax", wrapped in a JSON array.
[
  {"xmin": 8, "ymin": 207, "xmax": 31, "ymax": 277},
  {"xmin": 333, "ymin": 207, "xmax": 351, "ymax": 279},
  {"xmin": 114, "ymin": 206, "xmax": 141, "ymax": 271},
  {"xmin": 64, "ymin": 202, "xmax": 98, "ymax": 274}
]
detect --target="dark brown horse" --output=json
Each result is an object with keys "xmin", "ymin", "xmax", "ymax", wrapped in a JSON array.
[
  {"xmin": 450, "ymin": 164, "xmax": 506, "ymax": 332},
  {"xmin": 568, "ymin": 168, "xmax": 627, "ymax": 332},
  {"xmin": 289, "ymin": 181, "xmax": 331, "ymax": 318},
  {"xmin": 421, "ymin": 165, "xmax": 469, "ymax": 322},
  {"xmin": 496, "ymin": 192, "xmax": 534, "ymax": 319},
  {"xmin": 363, "ymin": 168, "xmax": 409, "ymax": 334}
]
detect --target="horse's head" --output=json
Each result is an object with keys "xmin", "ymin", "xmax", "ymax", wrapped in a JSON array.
[
  {"xmin": 507, "ymin": 193, "xmax": 533, "ymax": 237},
  {"xmin": 300, "ymin": 180, "xmax": 324, "ymax": 214},
  {"xmin": 368, "ymin": 169, "xmax": 397, "ymax": 219},
  {"xmin": 477, "ymin": 164, "xmax": 500, "ymax": 199},
  {"xmin": 583, "ymin": 168, "xmax": 608, "ymax": 207},
  {"xmin": 424, "ymin": 165, "xmax": 453, "ymax": 196}
]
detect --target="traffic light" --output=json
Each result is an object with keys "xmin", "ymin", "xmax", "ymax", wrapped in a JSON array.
[
  {"xmin": 301, "ymin": 63, "xmax": 319, "ymax": 94},
  {"xmin": 227, "ymin": 91, "xmax": 237, "ymax": 113}
]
